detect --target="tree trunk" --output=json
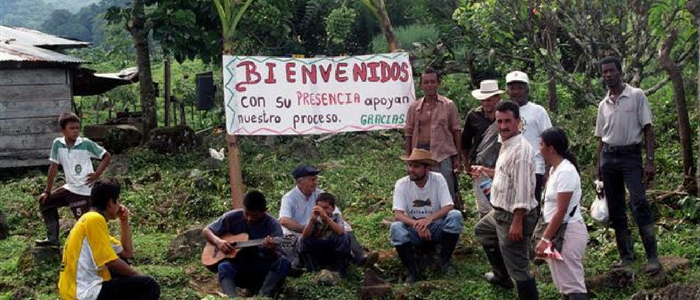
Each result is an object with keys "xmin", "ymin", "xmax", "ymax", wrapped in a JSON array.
[
  {"xmin": 686, "ymin": 0, "xmax": 700, "ymax": 195},
  {"xmin": 374, "ymin": 0, "xmax": 397, "ymax": 52},
  {"xmin": 544, "ymin": 13, "xmax": 558, "ymax": 112},
  {"xmin": 659, "ymin": 30, "xmax": 696, "ymax": 194},
  {"xmin": 129, "ymin": 0, "xmax": 157, "ymax": 137},
  {"xmin": 164, "ymin": 54, "xmax": 171, "ymax": 127}
]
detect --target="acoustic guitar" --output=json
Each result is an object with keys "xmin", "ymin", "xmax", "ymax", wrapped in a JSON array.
[{"xmin": 201, "ymin": 233, "xmax": 296, "ymax": 272}]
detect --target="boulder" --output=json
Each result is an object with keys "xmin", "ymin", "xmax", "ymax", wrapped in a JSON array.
[
  {"xmin": 360, "ymin": 269, "xmax": 392, "ymax": 299},
  {"xmin": 0, "ymin": 209, "xmax": 9, "ymax": 240},
  {"xmin": 146, "ymin": 125, "xmax": 201, "ymax": 154},
  {"xmin": 104, "ymin": 125, "xmax": 142, "ymax": 154},
  {"xmin": 104, "ymin": 154, "xmax": 129, "ymax": 176},
  {"xmin": 12, "ymin": 287, "xmax": 35, "ymax": 300},
  {"xmin": 166, "ymin": 227, "xmax": 206, "ymax": 262},
  {"xmin": 630, "ymin": 282, "xmax": 700, "ymax": 300},
  {"xmin": 17, "ymin": 245, "xmax": 60, "ymax": 276},
  {"xmin": 647, "ymin": 256, "xmax": 692, "ymax": 287},
  {"xmin": 313, "ymin": 269, "xmax": 341, "ymax": 286},
  {"xmin": 586, "ymin": 268, "xmax": 635, "ymax": 290}
]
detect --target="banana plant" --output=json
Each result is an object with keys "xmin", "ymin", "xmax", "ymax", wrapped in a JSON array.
[{"xmin": 212, "ymin": 0, "xmax": 255, "ymax": 54}]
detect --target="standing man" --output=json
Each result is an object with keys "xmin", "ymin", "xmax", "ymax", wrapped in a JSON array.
[
  {"xmin": 37, "ymin": 112, "xmax": 112, "ymax": 246},
  {"xmin": 390, "ymin": 148, "xmax": 463, "ymax": 284},
  {"xmin": 505, "ymin": 71, "xmax": 552, "ymax": 202},
  {"xmin": 472, "ymin": 101, "xmax": 539, "ymax": 300},
  {"xmin": 462, "ymin": 79, "xmax": 503, "ymax": 217},
  {"xmin": 279, "ymin": 165, "xmax": 378, "ymax": 268},
  {"xmin": 405, "ymin": 67, "xmax": 462, "ymax": 210},
  {"xmin": 595, "ymin": 56, "xmax": 661, "ymax": 274}
]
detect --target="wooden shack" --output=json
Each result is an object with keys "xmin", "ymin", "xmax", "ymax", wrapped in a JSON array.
[{"xmin": 0, "ymin": 26, "xmax": 136, "ymax": 168}]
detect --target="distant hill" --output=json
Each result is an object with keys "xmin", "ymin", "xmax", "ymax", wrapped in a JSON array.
[{"xmin": 0, "ymin": 0, "xmax": 101, "ymax": 29}]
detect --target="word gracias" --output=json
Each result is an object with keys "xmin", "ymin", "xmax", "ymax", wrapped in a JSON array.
[{"xmin": 234, "ymin": 60, "xmax": 411, "ymax": 92}]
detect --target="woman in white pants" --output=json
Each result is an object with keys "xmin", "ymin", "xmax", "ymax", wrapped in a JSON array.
[{"xmin": 535, "ymin": 127, "xmax": 589, "ymax": 300}]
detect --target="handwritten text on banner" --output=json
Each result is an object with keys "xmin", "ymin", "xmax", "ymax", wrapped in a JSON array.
[{"xmin": 223, "ymin": 53, "xmax": 416, "ymax": 135}]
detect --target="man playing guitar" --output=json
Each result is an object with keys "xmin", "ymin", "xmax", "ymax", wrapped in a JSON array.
[{"xmin": 202, "ymin": 191, "xmax": 291, "ymax": 297}]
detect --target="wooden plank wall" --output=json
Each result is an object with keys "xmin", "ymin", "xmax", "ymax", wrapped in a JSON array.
[{"xmin": 0, "ymin": 68, "xmax": 71, "ymax": 168}]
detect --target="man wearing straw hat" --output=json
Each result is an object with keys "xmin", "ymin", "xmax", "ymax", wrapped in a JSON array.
[
  {"xmin": 461, "ymin": 80, "xmax": 504, "ymax": 217},
  {"xmin": 389, "ymin": 148, "xmax": 463, "ymax": 284}
]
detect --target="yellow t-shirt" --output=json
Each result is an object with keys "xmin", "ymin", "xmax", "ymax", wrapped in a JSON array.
[{"xmin": 58, "ymin": 212, "xmax": 122, "ymax": 300}]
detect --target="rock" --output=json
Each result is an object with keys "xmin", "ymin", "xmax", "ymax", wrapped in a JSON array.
[
  {"xmin": 166, "ymin": 227, "xmax": 206, "ymax": 262},
  {"xmin": 12, "ymin": 286, "xmax": 35, "ymax": 300},
  {"xmin": 59, "ymin": 219, "xmax": 76, "ymax": 238},
  {"xmin": 647, "ymin": 256, "xmax": 692, "ymax": 287},
  {"xmin": 0, "ymin": 209, "xmax": 9, "ymax": 240},
  {"xmin": 17, "ymin": 245, "xmax": 61, "ymax": 276},
  {"xmin": 361, "ymin": 269, "xmax": 392, "ymax": 299},
  {"xmin": 313, "ymin": 269, "xmax": 341, "ymax": 286},
  {"xmin": 104, "ymin": 125, "xmax": 142, "ymax": 154},
  {"xmin": 586, "ymin": 268, "xmax": 635, "ymax": 290},
  {"xmin": 83, "ymin": 124, "xmax": 113, "ymax": 142},
  {"xmin": 630, "ymin": 282, "xmax": 700, "ymax": 300},
  {"xmin": 104, "ymin": 154, "xmax": 129, "ymax": 176},
  {"xmin": 146, "ymin": 125, "xmax": 201, "ymax": 154}
]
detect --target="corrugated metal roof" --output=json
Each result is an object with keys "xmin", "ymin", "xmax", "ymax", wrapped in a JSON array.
[
  {"xmin": 0, "ymin": 26, "xmax": 90, "ymax": 48},
  {"xmin": 0, "ymin": 40, "xmax": 86, "ymax": 64}
]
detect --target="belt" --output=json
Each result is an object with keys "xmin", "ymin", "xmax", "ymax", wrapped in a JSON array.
[{"xmin": 602, "ymin": 143, "xmax": 641, "ymax": 153}]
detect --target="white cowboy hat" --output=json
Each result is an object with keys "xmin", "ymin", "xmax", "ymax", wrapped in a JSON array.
[{"xmin": 471, "ymin": 80, "xmax": 504, "ymax": 100}]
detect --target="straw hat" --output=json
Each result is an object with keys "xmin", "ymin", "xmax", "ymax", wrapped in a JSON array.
[
  {"xmin": 400, "ymin": 148, "xmax": 438, "ymax": 166},
  {"xmin": 471, "ymin": 79, "xmax": 504, "ymax": 100}
]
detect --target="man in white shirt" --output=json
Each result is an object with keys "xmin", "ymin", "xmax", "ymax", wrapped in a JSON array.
[
  {"xmin": 471, "ymin": 101, "xmax": 539, "ymax": 300},
  {"xmin": 506, "ymin": 71, "xmax": 552, "ymax": 202},
  {"xmin": 279, "ymin": 165, "xmax": 378, "ymax": 268},
  {"xmin": 390, "ymin": 148, "xmax": 463, "ymax": 284}
]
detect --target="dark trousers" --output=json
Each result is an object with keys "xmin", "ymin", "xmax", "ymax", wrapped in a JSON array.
[
  {"xmin": 97, "ymin": 275, "xmax": 160, "ymax": 300},
  {"xmin": 601, "ymin": 148, "xmax": 654, "ymax": 229},
  {"xmin": 217, "ymin": 257, "xmax": 290, "ymax": 295},
  {"xmin": 300, "ymin": 234, "xmax": 351, "ymax": 267},
  {"xmin": 40, "ymin": 187, "xmax": 90, "ymax": 218}
]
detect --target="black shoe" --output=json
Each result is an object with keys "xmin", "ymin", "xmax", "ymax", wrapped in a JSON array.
[
  {"xmin": 610, "ymin": 259, "xmax": 635, "ymax": 269},
  {"xmin": 566, "ymin": 292, "xmax": 589, "ymax": 300},
  {"xmin": 612, "ymin": 227, "xmax": 635, "ymax": 269},
  {"xmin": 483, "ymin": 271, "xmax": 514, "ymax": 289},
  {"xmin": 638, "ymin": 224, "xmax": 662, "ymax": 274}
]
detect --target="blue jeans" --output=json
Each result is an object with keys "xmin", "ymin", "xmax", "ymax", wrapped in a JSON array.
[
  {"xmin": 217, "ymin": 257, "xmax": 290, "ymax": 295},
  {"xmin": 390, "ymin": 210, "xmax": 463, "ymax": 246},
  {"xmin": 601, "ymin": 147, "xmax": 654, "ymax": 229}
]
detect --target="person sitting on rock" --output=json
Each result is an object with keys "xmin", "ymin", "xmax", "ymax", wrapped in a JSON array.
[
  {"xmin": 37, "ymin": 112, "xmax": 112, "ymax": 246},
  {"xmin": 299, "ymin": 192, "xmax": 352, "ymax": 277},
  {"xmin": 390, "ymin": 148, "xmax": 464, "ymax": 284},
  {"xmin": 58, "ymin": 179, "xmax": 160, "ymax": 300},
  {"xmin": 202, "ymin": 191, "xmax": 291, "ymax": 298},
  {"xmin": 279, "ymin": 165, "xmax": 379, "ymax": 269}
]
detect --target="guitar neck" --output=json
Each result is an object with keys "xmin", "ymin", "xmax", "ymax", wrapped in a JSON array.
[{"xmin": 232, "ymin": 238, "xmax": 266, "ymax": 249}]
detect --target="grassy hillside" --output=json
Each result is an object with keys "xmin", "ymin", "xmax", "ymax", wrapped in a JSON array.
[{"xmin": 1, "ymin": 130, "xmax": 698, "ymax": 300}]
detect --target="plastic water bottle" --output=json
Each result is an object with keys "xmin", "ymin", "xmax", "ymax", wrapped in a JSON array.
[{"xmin": 478, "ymin": 173, "xmax": 492, "ymax": 202}]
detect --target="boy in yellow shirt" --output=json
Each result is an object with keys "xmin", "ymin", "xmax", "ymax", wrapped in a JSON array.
[{"xmin": 58, "ymin": 180, "xmax": 159, "ymax": 300}]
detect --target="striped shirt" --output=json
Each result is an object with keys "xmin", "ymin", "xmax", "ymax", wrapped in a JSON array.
[{"xmin": 490, "ymin": 134, "xmax": 538, "ymax": 213}]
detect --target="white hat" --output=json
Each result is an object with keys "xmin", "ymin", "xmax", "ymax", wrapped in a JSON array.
[
  {"xmin": 506, "ymin": 71, "xmax": 529, "ymax": 85},
  {"xmin": 471, "ymin": 80, "xmax": 504, "ymax": 100}
]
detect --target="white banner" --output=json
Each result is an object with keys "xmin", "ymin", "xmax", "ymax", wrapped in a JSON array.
[{"xmin": 223, "ymin": 53, "xmax": 415, "ymax": 135}]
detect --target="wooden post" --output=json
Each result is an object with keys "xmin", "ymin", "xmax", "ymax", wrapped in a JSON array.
[
  {"xmin": 164, "ymin": 54, "xmax": 171, "ymax": 126},
  {"xmin": 226, "ymin": 134, "xmax": 244, "ymax": 208}
]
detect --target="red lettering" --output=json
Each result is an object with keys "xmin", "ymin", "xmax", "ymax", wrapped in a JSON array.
[
  {"xmin": 319, "ymin": 64, "xmax": 332, "ymax": 83},
  {"xmin": 391, "ymin": 63, "xmax": 401, "ymax": 80},
  {"xmin": 399, "ymin": 62, "xmax": 410, "ymax": 82},
  {"xmin": 286, "ymin": 62, "xmax": 296, "ymax": 83},
  {"xmin": 367, "ymin": 62, "xmax": 381, "ymax": 82},
  {"xmin": 264, "ymin": 62, "xmax": 277, "ymax": 84},
  {"xmin": 353, "ymin": 63, "xmax": 367, "ymax": 82},
  {"xmin": 335, "ymin": 63, "xmax": 348, "ymax": 82},
  {"xmin": 235, "ymin": 61, "xmax": 261, "ymax": 92},
  {"xmin": 380, "ymin": 62, "xmax": 391, "ymax": 83},
  {"xmin": 302, "ymin": 65, "xmax": 317, "ymax": 84}
]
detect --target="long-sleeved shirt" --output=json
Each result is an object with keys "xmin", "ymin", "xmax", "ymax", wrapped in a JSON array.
[{"xmin": 490, "ymin": 134, "xmax": 538, "ymax": 213}]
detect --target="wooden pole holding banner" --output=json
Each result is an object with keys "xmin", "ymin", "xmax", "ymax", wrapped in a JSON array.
[{"xmin": 212, "ymin": 0, "xmax": 255, "ymax": 209}]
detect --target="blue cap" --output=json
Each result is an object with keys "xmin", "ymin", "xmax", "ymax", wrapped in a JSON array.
[{"xmin": 292, "ymin": 165, "xmax": 319, "ymax": 179}]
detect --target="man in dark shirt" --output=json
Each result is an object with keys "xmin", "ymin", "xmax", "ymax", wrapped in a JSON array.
[
  {"xmin": 461, "ymin": 80, "xmax": 503, "ymax": 216},
  {"xmin": 202, "ymin": 191, "xmax": 291, "ymax": 297}
]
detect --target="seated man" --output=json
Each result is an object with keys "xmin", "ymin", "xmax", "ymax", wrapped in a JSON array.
[
  {"xmin": 390, "ymin": 148, "xmax": 463, "ymax": 284},
  {"xmin": 59, "ymin": 180, "xmax": 160, "ymax": 300},
  {"xmin": 279, "ymin": 165, "xmax": 378, "ymax": 268},
  {"xmin": 202, "ymin": 191, "xmax": 291, "ymax": 297},
  {"xmin": 300, "ymin": 192, "xmax": 351, "ymax": 277}
]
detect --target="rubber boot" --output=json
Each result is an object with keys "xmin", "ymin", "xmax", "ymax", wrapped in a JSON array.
[
  {"xmin": 336, "ymin": 254, "xmax": 350, "ymax": 278},
  {"xmin": 440, "ymin": 232, "xmax": 460, "ymax": 276},
  {"xmin": 567, "ymin": 293, "xmax": 589, "ymax": 300},
  {"xmin": 516, "ymin": 278, "xmax": 539, "ymax": 300},
  {"xmin": 35, "ymin": 208, "xmax": 59, "ymax": 247},
  {"xmin": 395, "ymin": 244, "xmax": 419, "ymax": 284},
  {"xmin": 482, "ymin": 246, "xmax": 513, "ymax": 289},
  {"xmin": 639, "ymin": 224, "xmax": 662, "ymax": 274},
  {"xmin": 259, "ymin": 271, "xmax": 285, "ymax": 297},
  {"xmin": 611, "ymin": 227, "xmax": 635, "ymax": 268},
  {"xmin": 219, "ymin": 277, "xmax": 236, "ymax": 297}
]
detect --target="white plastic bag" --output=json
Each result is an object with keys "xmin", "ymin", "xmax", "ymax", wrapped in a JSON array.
[{"xmin": 590, "ymin": 180, "xmax": 609, "ymax": 224}]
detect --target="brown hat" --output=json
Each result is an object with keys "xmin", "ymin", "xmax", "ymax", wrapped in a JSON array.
[{"xmin": 400, "ymin": 148, "xmax": 438, "ymax": 166}]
